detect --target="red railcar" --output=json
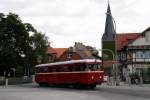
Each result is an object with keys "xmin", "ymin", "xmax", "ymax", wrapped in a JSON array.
[{"xmin": 35, "ymin": 59, "xmax": 104, "ymax": 89}]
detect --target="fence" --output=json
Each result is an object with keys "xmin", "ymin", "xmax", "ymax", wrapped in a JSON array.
[{"xmin": 0, "ymin": 76, "xmax": 34, "ymax": 85}]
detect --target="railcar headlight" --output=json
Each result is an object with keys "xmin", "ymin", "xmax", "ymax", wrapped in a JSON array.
[
  {"xmin": 91, "ymin": 76, "xmax": 94, "ymax": 79},
  {"xmin": 99, "ymin": 76, "xmax": 102, "ymax": 79}
]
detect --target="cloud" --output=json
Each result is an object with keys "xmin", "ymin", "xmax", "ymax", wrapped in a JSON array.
[
  {"xmin": 14, "ymin": 0, "xmax": 105, "ymax": 36},
  {"xmin": 0, "ymin": 0, "xmax": 150, "ymax": 48},
  {"xmin": 50, "ymin": 32, "xmax": 101, "ymax": 49}
]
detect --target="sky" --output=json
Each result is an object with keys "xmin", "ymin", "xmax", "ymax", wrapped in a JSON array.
[{"xmin": 0, "ymin": 0, "xmax": 150, "ymax": 49}]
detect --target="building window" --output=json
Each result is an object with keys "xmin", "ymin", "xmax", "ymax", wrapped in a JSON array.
[
  {"xmin": 136, "ymin": 51, "xmax": 150, "ymax": 59},
  {"xmin": 147, "ymin": 51, "xmax": 150, "ymax": 58},
  {"xmin": 136, "ymin": 51, "xmax": 143, "ymax": 58},
  {"xmin": 143, "ymin": 51, "xmax": 150, "ymax": 58},
  {"xmin": 144, "ymin": 51, "xmax": 149, "ymax": 58}
]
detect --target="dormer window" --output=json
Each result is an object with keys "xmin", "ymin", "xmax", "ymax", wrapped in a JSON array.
[
  {"xmin": 67, "ymin": 48, "xmax": 73, "ymax": 60},
  {"xmin": 67, "ymin": 53, "xmax": 72, "ymax": 60}
]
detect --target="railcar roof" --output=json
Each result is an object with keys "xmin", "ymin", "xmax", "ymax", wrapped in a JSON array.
[{"xmin": 35, "ymin": 59, "xmax": 101, "ymax": 67}]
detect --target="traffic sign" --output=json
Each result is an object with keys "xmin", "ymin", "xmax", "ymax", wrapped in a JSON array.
[{"xmin": 112, "ymin": 59, "xmax": 117, "ymax": 64}]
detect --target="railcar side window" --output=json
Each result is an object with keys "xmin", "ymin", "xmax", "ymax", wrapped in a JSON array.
[
  {"xmin": 43, "ymin": 66, "xmax": 48, "ymax": 72},
  {"xmin": 73, "ymin": 63, "xmax": 86, "ymax": 71},
  {"xmin": 52, "ymin": 66, "xmax": 57, "ymax": 72},
  {"xmin": 59, "ymin": 66, "xmax": 64, "ymax": 72},
  {"xmin": 35, "ymin": 61, "xmax": 101, "ymax": 73},
  {"xmin": 80, "ymin": 64, "xmax": 86, "ymax": 71},
  {"xmin": 68, "ymin": 66, "xmax": 73, "ymax": 72},
  {"xmin": 56, "ymin": 66, "xmax": 61, "ymax": 72},
  {"xmin": 38, "ymin": 67, "xmax": 43, "ymax": 73},
  {"xmin": 63, "ymin": 66, "xmax": 69, "ymax": 72},
  {"xmin": 48, "ymin": 66, "xmax": 52, "ymax": 72},
  {"xmin": 72, "ymin": 65, "xmax": 76, "ymax": 71},
  {"xmin": 35, "ymin": 67, "xmax": 40, "ymax": 73}
]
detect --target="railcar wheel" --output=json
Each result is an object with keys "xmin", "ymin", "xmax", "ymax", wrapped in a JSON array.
[
  {"xmin": 73, "ymin": 84, "xmax": 85, "ymax": 89},
  {"xmin": 89, "ymin": 84, "xmax": 96, "ymax": 89},
  {"xmin": 39, "ymin": 83, "xmax": 48, "ymax": 87},
  {"xmin": 39, "ymin": 83, "xmax": 44, "ymax": 87}
]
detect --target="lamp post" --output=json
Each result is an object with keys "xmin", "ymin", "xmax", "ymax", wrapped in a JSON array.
[
  {"xmin": 111, "ymin": 15, "xmax": 120, "ymax": 86},
  {"xmin": 11, "ymin": 68, "xmax": 16, "ymax": 77},
  {"xmin": 21, "ymin": 54, "xmax": 26, "ymax": 76}
]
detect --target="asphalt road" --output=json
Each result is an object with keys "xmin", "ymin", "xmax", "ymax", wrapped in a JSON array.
[{"xmin": 0, "ymin": 83, "xmax": 150, "ymax": 100}]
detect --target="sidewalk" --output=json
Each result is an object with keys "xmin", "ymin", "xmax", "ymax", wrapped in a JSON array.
[
  {"xmin": 99, "ymin": 82, "xmax": 150, "ymax": 98},
  {"xmin": 100, "ymin": 82, "xmax": 150, "ymax": 91}
]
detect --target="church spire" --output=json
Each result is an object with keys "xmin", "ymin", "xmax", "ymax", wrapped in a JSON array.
[
  {"xmin": 102, "ymin": 1, "xmax": 115, "ymax": 41},
  {"xmin": 107, "ymin": 0, "xmax": 111, "ymax": 15}
]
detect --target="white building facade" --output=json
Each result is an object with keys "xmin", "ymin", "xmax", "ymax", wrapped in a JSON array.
[{"xmin": 125, "ymin": 27, "xmax": 150, "ymax": 83}]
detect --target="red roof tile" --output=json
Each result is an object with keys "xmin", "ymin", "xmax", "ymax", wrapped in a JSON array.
[
  {"xmin": 47, "ymin": 46, "xmax": 57, "ymax": 54},
  {"xmin": 47, "ymin": 46, "xmax": 67, "ymax": 57},
  {"xmin": 116, "ymin": 33, "xmax": 139, "ymax": 50},
  {"xmin": 54, "ymin": 48, "xmax": 67, "ymax": 57}
]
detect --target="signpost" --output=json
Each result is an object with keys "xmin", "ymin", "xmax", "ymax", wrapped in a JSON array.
[{"xmin": 112, "ymin": 59, "xmax": 117, "ymax": 64}]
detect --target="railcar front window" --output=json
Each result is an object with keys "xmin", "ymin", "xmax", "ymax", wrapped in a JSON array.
[
  {"xmin": 87, "ymin": 64, "xmax": 101, "ymax": 71},
  {"xmin": 97, "ymin": 65, "xmax": 101, "ymax": 70}
]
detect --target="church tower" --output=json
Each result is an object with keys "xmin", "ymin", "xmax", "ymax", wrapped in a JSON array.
[
  {"xmin": 102, "ymin": 1, "xmax": 116, "ymax": 73},
  {"xmin": 102, "ymin": 1, "xmax": 115, "ymax": 41}
]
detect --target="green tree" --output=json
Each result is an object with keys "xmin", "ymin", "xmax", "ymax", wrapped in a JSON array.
[
  {"xmin": 0, "ymin": 13, "xmax": 31, "ymax": 76},
  {"xmin": 29, "ymin": 32, "xmax": 49, "ymax": 64},
  {"xmin": 0, "ymin": 13, "xmax": 49, "ymax": 77}
]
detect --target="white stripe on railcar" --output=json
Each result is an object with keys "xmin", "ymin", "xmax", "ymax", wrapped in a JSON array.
[
  {"xmin": 35, "ymin": 71, "xmax": 104, "ymax": 75},
  {"xmin": 35, "ymin": 59, "xmax": 101, "ymax": 68}
]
